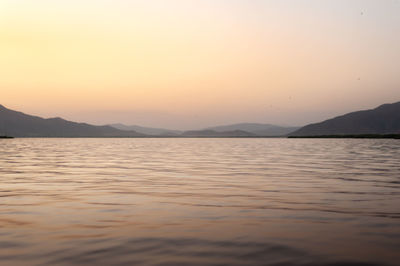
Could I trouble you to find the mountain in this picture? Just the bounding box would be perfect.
[290,101,400,136]
[205,123,299,136]
[110,123,181,136]
[181,129,256,137]
[0,104,144,137]
[111,122,298,137]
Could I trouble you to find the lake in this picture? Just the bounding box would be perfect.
[1,138,399,266]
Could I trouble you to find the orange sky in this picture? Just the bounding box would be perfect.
[1,0,399,129]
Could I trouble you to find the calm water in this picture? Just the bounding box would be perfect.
[1,138,399,266]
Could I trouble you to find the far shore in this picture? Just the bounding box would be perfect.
[288,134,400,139]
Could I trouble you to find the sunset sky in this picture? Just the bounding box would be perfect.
[1,0,399,129]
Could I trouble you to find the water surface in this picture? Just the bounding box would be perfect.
[1,138,399,265]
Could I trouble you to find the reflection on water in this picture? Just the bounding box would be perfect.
[0,138,399,266]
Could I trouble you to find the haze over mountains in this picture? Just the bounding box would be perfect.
[290,101,400,136]
[205,123,299,136]
[1,101,399,137]
[110,124,182,136]
[110,123,299,137]
[0,104,143,137]
[181,129,256,137]
[0,104,299,137]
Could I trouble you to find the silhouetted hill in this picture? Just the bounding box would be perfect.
[110,123,181,136]
[206,123,299,136]
[181,129,255,137]
[290,101,400,136]
[0,105,144,137]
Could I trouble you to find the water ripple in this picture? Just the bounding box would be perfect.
[0,138,399,265]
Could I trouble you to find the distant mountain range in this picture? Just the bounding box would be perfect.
[110,123,299,137]
[181,129,255,137]
[0,104,143,137]
[290,101,400,136]
[110,123,181,136]
[2,101,399,138]
[205,123,299,136]
[0,104,298,137]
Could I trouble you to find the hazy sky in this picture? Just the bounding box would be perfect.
[1,0,399,129]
